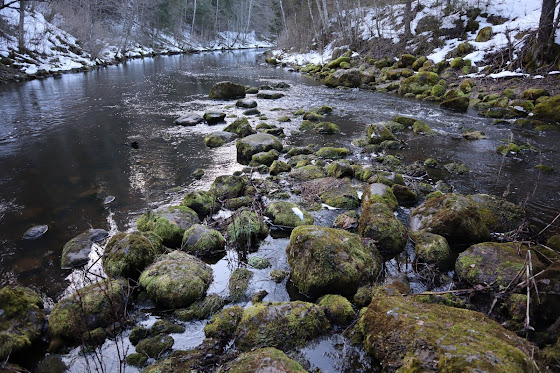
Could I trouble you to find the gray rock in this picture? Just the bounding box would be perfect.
[209,81,246,99]
[204,111,226,125]
[61,229,109,268]
[174,114,204,126]
[22,225,48,240]
[236,99,257,108]
[257,91,285,99]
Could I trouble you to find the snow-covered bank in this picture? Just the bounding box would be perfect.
[0,6,273,82]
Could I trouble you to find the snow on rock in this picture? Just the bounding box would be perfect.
[291,207,305,221]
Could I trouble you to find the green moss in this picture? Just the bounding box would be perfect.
[327,56,351,69]
[103,232,157,279]
[398,71,440,96]
[235,301,330,350]
[226,208,269,247]
[225,347,307,372]
[224,117,256,138]
[412,120,433,135]
[431,84,446,97]
[459,78,475,94]
[315,146,349,159]
[367,122,397,144]
[248,256,271,269]
[204,305,244,340]
[137,206,199,248]
[270,270,288,283]
[546,235,560,251]
[293,109,305,115]
[444,162,469,174]
[424,158,437,167]
[129,326,149,345]
[497,142,520,155]
[149,320,185,336]
[362,182,398,211]
[412,232,451,267]
[476,26,493,42]
[358,202,407,254]
[136,334,174,359]
[455,42,473,56]
[181,224,225,257]
[317,294,355,325]
[392,116,416,126]
[302,111,323,121]
[270,160,291,176]
[228,268,253,301]
[250,149,280,166]
[181,190,215,219]
[209,175,247,200]
[289,165,325,181]
[450,57,464,69]
[327,161,354,178]
[175,294,225,321]
[314,122,340,134]
[265,201,314,227]
[126,353,148,367]
[521,88,549,100]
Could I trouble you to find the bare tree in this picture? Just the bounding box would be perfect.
[536,0,557,62]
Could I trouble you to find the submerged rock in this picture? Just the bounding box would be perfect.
[353,292,536,372]
[137,206,200,248]
[224,347,307,373]
[257,90,285,99]
[287,225,381,298]
[228,268,253,301]
[138,250,213,309]
[209,81,246,99]
[235,301,330,350]
[22,225,48,240]
[61,229,108,268]
[0,286,45,361]
[265,201,314,227]
[103,232,158,279]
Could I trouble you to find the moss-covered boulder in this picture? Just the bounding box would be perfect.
[361,183,398,211]
[0,286,45,361]
[203,111,226,125]
[367,122,397,144]
[327,161,354,178]
[317,294,355,325]
[521,88,549,101]
[236,98,257,108]
[265,201,314,227]
[181,190,215,219]
[224,347,307,373]
[203,305,244,340]
[48,279,128,343]
[181,224,225,257]
[175,294,225,321]
[209,175,247,201]
[270,160,291,176]
[236,133,283,164]
[138,251,213,309]
[546,235,560,251]
[227,268,253,301]
[235,301,330,350]
[209,81,246,99]
[289,165,325,181]
[409,193,490,245]
[302,111,323,121]
[257,90,285,99]
[327,56,350,68]
[250,149,279,167]
[397,54,417,68]
[470,194,525,232]
[103,232,158,279]
[303,177,360,208]
[224,118,256,138]
[324,68,362,88]
[456,242,545,287]
[358,202,407,254]
[61,229,108,268]
[391,184,417,205]
[137,206,200,248]
[333,210,359,230]
[440,96,470,112]
[398,71,439,96]
[226,208,269,247]
[287,226,381,297]
[533,94,560,121]
[476,26,493,42]
[204,131,238,148]
[412,120,433,135]
[314,122,340,134]
[315,146,349,159]
[136,334,174,359]
[412,232,451,267]
[354,293,536,371]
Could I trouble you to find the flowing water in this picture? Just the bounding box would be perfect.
[1,49,559,371]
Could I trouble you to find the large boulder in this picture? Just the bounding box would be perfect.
[302,177,360,209]
[532,94,560,122]
[398,71,440,96]
[470,194,525,232]
[456,242,545,287]
[103,232,158,279]
[235,301,330,350]
[137,206,200,248]
[358,202,407,254]
[440,96,469,112]
[0,286,45,360]
[204,131,238,148]
[224,117,256,138]
[408,193,490,246]
[209,175,247,201]
[223,348,307,373]
[287,225,381,297]
[139,250,213,309]
[203,111,226,124]
[324,68,362,88]
[236,133,283,163]
[354,292,536,371]
[48,279,128,343]
[181,224,225,257]
[227,208,269,247]
[61,229,108,268]
[174,114,204,126]
[209,81,246,99]
[412,231,451,268]
[366,122,397,144]
[361,183,398,211]
[181,191,216,219]
[265,201,314,228]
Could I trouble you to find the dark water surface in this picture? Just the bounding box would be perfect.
[1,49,560,371]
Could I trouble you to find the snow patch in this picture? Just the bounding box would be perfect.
[291,207,305,221]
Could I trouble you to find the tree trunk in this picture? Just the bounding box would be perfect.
[404,0,412,38]
[215,0,219,32]
[278,0,287,33]
[18,0,25,51]
[536,0,556,62]
[191,0,197,34]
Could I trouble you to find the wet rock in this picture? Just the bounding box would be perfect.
[129,326,149,345]
[224,117,256,138]
[226,209,269,247]
[391,184,417,205]
[228,268,253,301]
[257,90,285,99]
[103,232,158,279]
[327,161,354,178]
[22,225,48,240]
[204,305,244,340]
[354,292,536,371]
[235,301,330,350]
[409,193,490,245]
[138,250,213,308]
[137,206,200,248]
[61,229,109,268]
[333,210,359,230]
[48,279,128,343]
[317,294,355,325]
[533,94,560,121]
[236,133,283,163]
[546,235,560,251]
[456,242,545,287]
[287,225,381,298]
[149,320,185,336]
[314,121,340,134]
[203,111,226,124]
[143,338,224,372]
[270,160,291,176]
[270,270,288,283]
[367,122,397,144]
[0,286,45,361]
[209,81,246,99]
[136,334,174,358]
[204,131,238,148]
[181,224,225,257]
[248,256,271,269]
[521,88,549,100]
[462,130,486,140]
[362,183,398,211]
[471,194,525,232]
[398,71,439,96]
[224,347,307,373]
[315,146,348,159]
[209,175,247,200]
[289,165,325,181]
[181,190,216,219]
[265,201,314,227]
[191,168,205,179]
[324,68,362,88]
[412,120,433,134]
[303,177,360,208]
[126,353,148,368]
[358,202,407,254]
[175,294,226,321]
[250,149,279,166]
[440,96,469,112]
[174,114,203,126]
[36,354,67,373]
[303,111,323,121]
[236,98,257,108]
[444,162,469,174]
[412,232,451,268]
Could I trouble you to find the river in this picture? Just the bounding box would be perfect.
[1,49,559,371]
